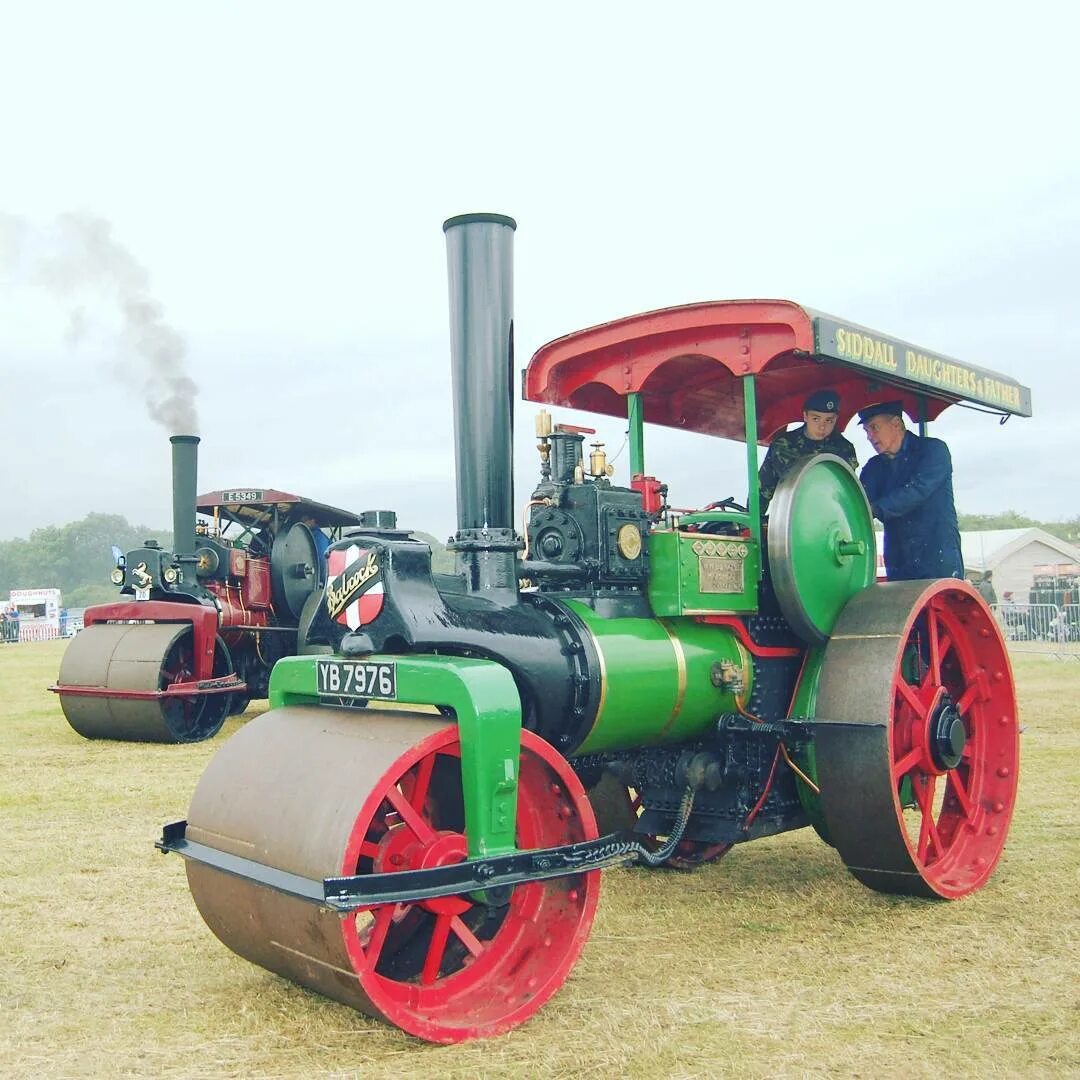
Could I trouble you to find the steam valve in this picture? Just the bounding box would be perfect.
[589,442,615,479]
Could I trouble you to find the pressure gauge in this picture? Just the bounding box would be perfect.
[616,523,642,560]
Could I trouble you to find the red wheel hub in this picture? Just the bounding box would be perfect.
[373,827,471,916]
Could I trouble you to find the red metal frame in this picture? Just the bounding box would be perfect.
[695,614,804,659]
[53,600,246,701]
[83,600,220,681]
[630,475,665,516]
[53,675,240,701]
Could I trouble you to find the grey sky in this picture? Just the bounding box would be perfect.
[2,2,1078,545]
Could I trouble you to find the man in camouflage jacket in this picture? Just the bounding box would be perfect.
[758,389,859,514]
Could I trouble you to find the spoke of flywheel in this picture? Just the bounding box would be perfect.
[409,753,437,814]
[421,913,453,985]
[914,775,942,862]
[384,784,438,844]
[946,768,976,821]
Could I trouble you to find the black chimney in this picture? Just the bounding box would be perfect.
[442,213,519,593]
[170,435,199,557]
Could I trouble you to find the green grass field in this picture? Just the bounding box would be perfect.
[1,640,1077,1079]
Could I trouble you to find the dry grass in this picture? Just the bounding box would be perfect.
[1,640,1077,1079]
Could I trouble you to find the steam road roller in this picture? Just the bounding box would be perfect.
[53,435,381,742]
[158,214,1030,1041]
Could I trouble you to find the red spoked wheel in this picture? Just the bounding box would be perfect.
[584,773,730,871]
[158,631,233,740]
[184,708,600,1044]
[814,580,1019,898]
[339,726,600,1041]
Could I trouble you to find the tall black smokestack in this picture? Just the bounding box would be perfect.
[443,213,519,593]
[170,435,199,557]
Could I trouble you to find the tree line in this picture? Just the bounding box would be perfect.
[0,514,175,608]
[956,510,1079,543]
[1,510,1076,610]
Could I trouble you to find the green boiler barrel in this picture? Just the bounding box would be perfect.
[563,599,754,755]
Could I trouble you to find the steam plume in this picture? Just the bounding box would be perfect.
[0,210,199,433]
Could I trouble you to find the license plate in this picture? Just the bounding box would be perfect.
[316,659,397,701]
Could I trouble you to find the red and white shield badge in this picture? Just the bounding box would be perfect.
[325,545,384,629]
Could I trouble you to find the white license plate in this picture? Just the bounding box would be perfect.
[316,659,397,701]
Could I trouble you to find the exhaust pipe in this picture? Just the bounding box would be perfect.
[442,213,519,594]
[170,435,199,557]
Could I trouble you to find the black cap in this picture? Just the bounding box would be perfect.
[858,400,904,425]
[804,389,840,413]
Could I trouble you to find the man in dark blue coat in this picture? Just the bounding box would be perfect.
[858,401,963,581]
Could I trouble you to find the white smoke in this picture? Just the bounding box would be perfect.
[0,210,199,433]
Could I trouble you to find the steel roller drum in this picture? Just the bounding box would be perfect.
[183,705,600,1042]
[767,453,876,644]
[57,623,230,742]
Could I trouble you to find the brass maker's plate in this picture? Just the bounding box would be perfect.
[694,539,748,593]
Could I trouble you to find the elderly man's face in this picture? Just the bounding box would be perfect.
[803,409,838,442]
[863,415,906,456]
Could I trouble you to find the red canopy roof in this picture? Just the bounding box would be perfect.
[524,300,1031,444]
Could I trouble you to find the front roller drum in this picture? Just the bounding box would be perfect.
[183,706,601,1043]
[57,623,233,743]
[815,580,1019,898]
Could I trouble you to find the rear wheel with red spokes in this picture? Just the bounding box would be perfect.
[814,580,1019,898]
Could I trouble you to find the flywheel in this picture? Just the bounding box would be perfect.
[767,453,877,644]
